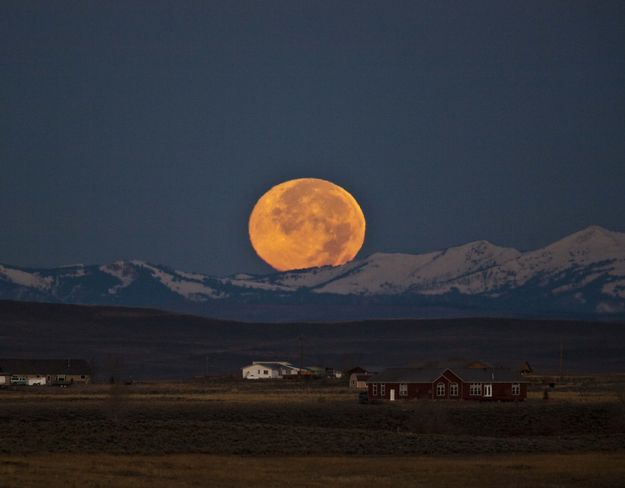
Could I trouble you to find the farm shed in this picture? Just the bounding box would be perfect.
[520,362,534,375]
[0,358,92,386]
[241,361,301,379]
[349,373,371,389]
[367,367,528,401]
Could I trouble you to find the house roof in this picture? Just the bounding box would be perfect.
[244,361,299,371]
[345,367,367,375]
[368,367,527,384]
[368,368,441,383]
[0,358,91,376]
[443,367,527,383]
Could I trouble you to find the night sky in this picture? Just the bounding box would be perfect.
[2,1,625,275]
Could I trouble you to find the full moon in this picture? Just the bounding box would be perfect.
[249,178,366,271]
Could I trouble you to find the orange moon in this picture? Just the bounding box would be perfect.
[248,178,366,271]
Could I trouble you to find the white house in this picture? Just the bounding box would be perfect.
[241,361,300,380]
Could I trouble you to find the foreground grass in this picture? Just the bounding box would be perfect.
[1,378,625,456]
[1,378,624,486]
[1,452,624,488]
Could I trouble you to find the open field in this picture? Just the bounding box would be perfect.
[1,378,625,486]
[1,452,625,488]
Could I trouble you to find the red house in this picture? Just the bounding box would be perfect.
[366,367,528,401]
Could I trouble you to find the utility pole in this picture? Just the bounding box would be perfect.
[559,340,564,381]
[299,335,305,389]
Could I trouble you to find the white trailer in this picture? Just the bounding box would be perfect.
[27,376,47,386]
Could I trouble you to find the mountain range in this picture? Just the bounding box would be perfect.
[1,225,624,322]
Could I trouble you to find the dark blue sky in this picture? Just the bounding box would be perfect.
[2,1,624,275]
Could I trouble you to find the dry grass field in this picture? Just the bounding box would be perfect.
[1,452,625,488]
[1,375,625,487]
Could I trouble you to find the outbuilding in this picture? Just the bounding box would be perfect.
[349,373,371,389]
[367,366,528,401]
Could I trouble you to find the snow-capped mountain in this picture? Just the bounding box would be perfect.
[1,226,624,321]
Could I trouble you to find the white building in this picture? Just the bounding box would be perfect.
[241,361,300,380]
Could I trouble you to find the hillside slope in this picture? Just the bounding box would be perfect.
[0,300,623,379]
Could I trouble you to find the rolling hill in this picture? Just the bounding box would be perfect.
[0,300,624,379]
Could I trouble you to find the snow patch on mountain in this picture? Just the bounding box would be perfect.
[100,261,139,295]
[603,280,625,299]
[138,263,227,301]
[60,265,87,278]
[405,226,625,297]
[221,277,292,292]
[175,270,208,281]
[0,265,53,290]
[315,241,521,296]
[552,273,605,295]
[471,226,625,292]
[596,301,625,314]
[270,259,366,289]
[313,252,437,295]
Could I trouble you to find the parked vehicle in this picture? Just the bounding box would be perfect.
[10,376,28,386]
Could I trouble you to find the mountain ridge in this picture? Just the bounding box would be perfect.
[1,225,624,322]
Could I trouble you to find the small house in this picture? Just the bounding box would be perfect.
[367,366,528,401]
[241,361,301,379]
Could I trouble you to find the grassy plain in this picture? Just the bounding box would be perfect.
[2,452,625,488]
[1,375,625,487]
